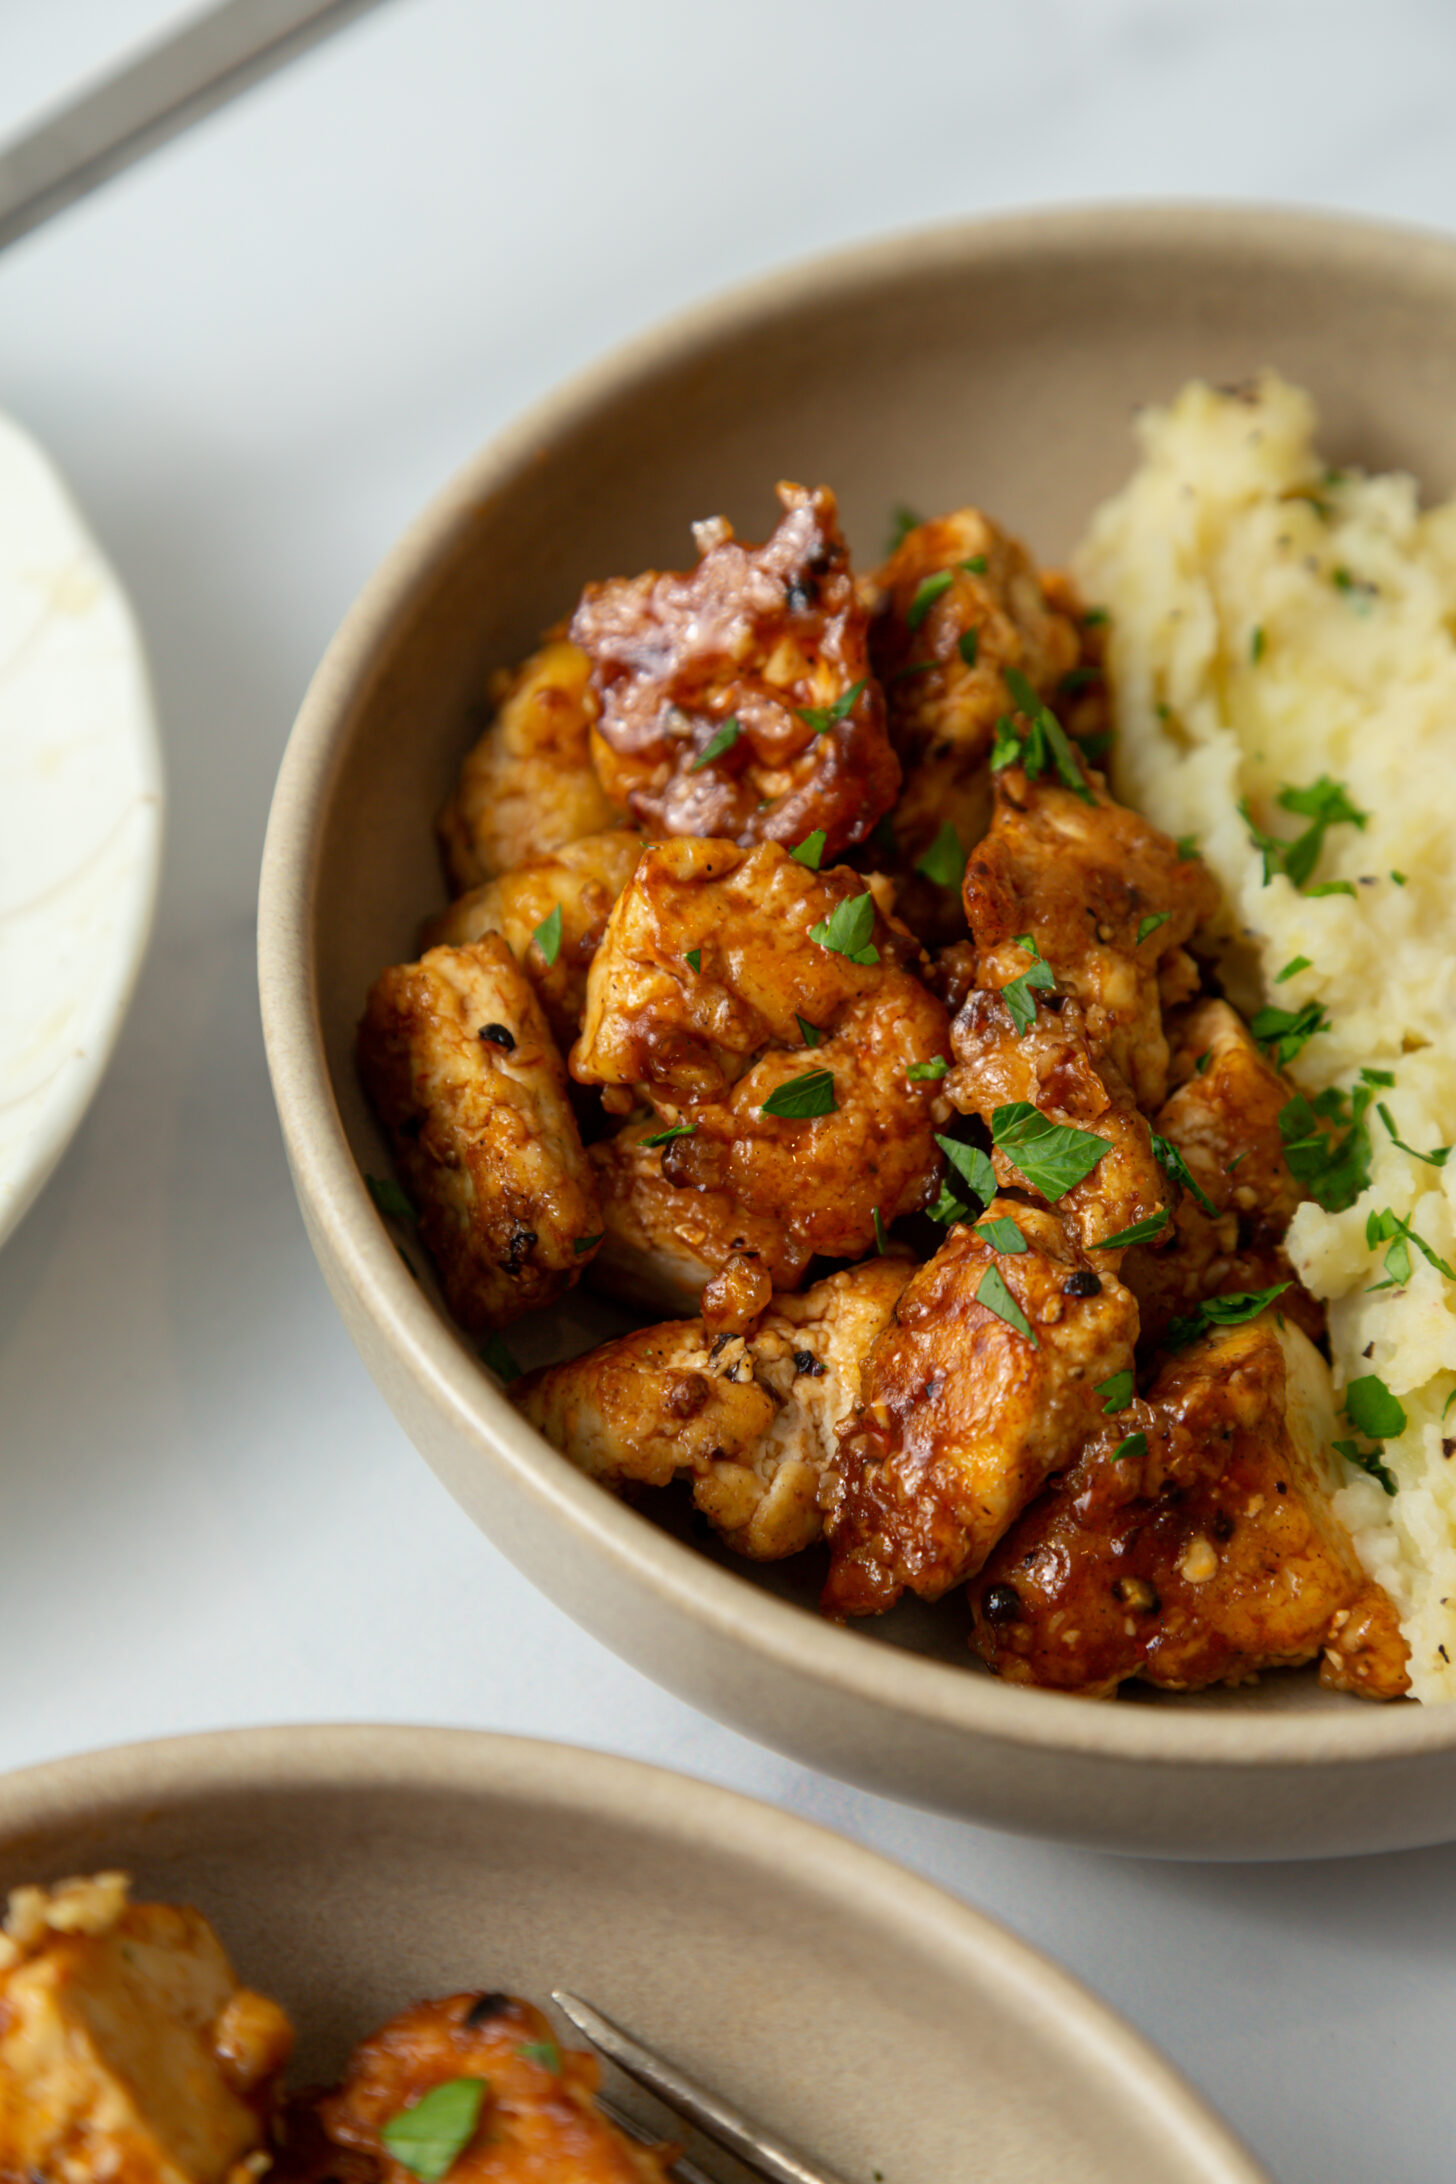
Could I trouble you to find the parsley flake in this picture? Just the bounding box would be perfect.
[1250,625,1266,663]
[1391,869,1408,886]
[1305,881,1356,899]
[1150,1132,1217,1218]
[1275,955,1312,984]
[641,1121,697,1149]
[1165,1283,1290,1349]
[907,1055,949,1081]
[760,1069,836,1119]
[915,822,966,890]
[1097,1369,1135,1414]
[1175,834,1200,861]
[1136,911,1171,946]
[960,554,989,574]
[690,717,741,770]
[887,503,923,553]
[958,627,980,668]
[1112,1431,1148,1462]
[479,1334,521,1384]
[1059,665,1103,693]
[532,902,563,967]
[1365,1206,1456,1290]
[1095,1208,1171,1250]
[1249,1000,1330,1070]
[684,948,701,972]
[1344,1375,1406,1440]
[907,571,954,628]
[1083,606,1110,627]
[888,659,937,684]
[1243,775,1368,891]
[366,1174,415,1221]
[873,1205,889,1255]
[1361,1067,1396,1087]
[1333,1439,1398,1496]
[976,1213,1028,1253]
[796,680,866,736]
[999,933,1056,1036]
[573,1233,604,1255]
[991,1102,1106,1201]
[517,2042,561,2073]
[382,2081,487,2183]
[934,1133,998,1208]
[1278,1086,1372,1212]
[810,891,878,965]
[998,666,1095,804]
[1377,1102,1451,1167]
[976,1264,1037,1346]
[789,828,827,870]
[795,1013,823,1048]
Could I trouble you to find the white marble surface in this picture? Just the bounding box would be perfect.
[3,5,1455,2178]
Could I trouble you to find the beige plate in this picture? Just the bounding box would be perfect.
[0,1725,1265,2182]
[259,204,1456,1858]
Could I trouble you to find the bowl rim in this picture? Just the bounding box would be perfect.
[0,1721,1268,2182]
[259,199,1456,1777]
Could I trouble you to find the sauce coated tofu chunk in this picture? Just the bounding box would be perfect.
[319,1992,674,2184]
[571,482,899,859]
[823,1206,1139,1616]
[357,937,603,1331]
[971,1317,1410,1699]
[0,1875,291,2184]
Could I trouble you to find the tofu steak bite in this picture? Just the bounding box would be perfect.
[823,1204,1140,1617]
[516,1258,912,1559]
[425,829,643,1051]
[0,1873,293,2184]
[570,482,899,858]
[357,936,602,1331]
[971,1317,1410,1699]
[963,753,1220,1113]
[437,635,620,893]
[571,838,951,1276]
[318,1992,673,2184]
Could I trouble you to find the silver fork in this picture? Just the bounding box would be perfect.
[555,1991,854,2184]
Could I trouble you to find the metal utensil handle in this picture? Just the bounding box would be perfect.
[554,1991,856,2184]
[596,2091,719,2184]
[0,0,390,255]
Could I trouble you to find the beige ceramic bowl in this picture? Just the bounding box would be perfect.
[259,204,1456,1858]
[0,1725,1265,2182]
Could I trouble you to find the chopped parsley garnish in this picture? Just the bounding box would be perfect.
[1194,1050,1212,1076]
[958,627,980,668]
[995,666,1095,804]
[366,1174,415,1221]
[795,1012,823,1048]
[976,1264,1037,1346]
[887,503,923,553]
[915,822,966,890]
[888,659,938,684]
[1174,834,1200,861]
[935,1133,998,1206]
[573,1233,604,1255]
[907,1055,949,1081]
[1248,999,1330,1069]
[532,902,564,967]
[976,1213,1028,1253]
[1112,1431,1148,1462]
[1082,606,1109,627]
[690,717,741,770]
[1165,1282,1291,1349]
[1250,625,1266,663]
[790,828,827,870]
[1275,955,1312,984]
[927,1178,973,1226]
[641,1121,697,1149]
[1080,728,1114,767]
[873,1206,889,1255]
[796,680,866,736]
[1305,881,1356,899]
[1278,1086,1372,1212]
[1095,1208,1171,1250]
[760,1069,836,1119]
[1333,1440,1398,1496]
[1344,1374,1406,1440]
[1059,665,1103,693]
[991,1102,1107,1201]
[1377,1102,1451,1167]
[999,933,1056,1036]
[381,2079,488,2182]
[517,2042,561,2073]
[1241,775,1368,891]
[1150,1132,1217,1218]
[1391,869,1408,886]
[810,891,878,965]
[960,554,989,574]
[1135,911,1171,946]
[1096,1369,1136,1414]
[1365,1206,1456,1290]
[1362,1066,1396,1087]
[684,948,701,972]
[907,572,954,629]
[479,1335,520,1384]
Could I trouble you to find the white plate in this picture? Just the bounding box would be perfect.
[0,410,162,1248]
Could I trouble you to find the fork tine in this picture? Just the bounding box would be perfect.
[594,2090,718,2184]
[553,1991,855,2184]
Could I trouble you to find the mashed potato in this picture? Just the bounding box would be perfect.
[1077,373,1456,1701]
